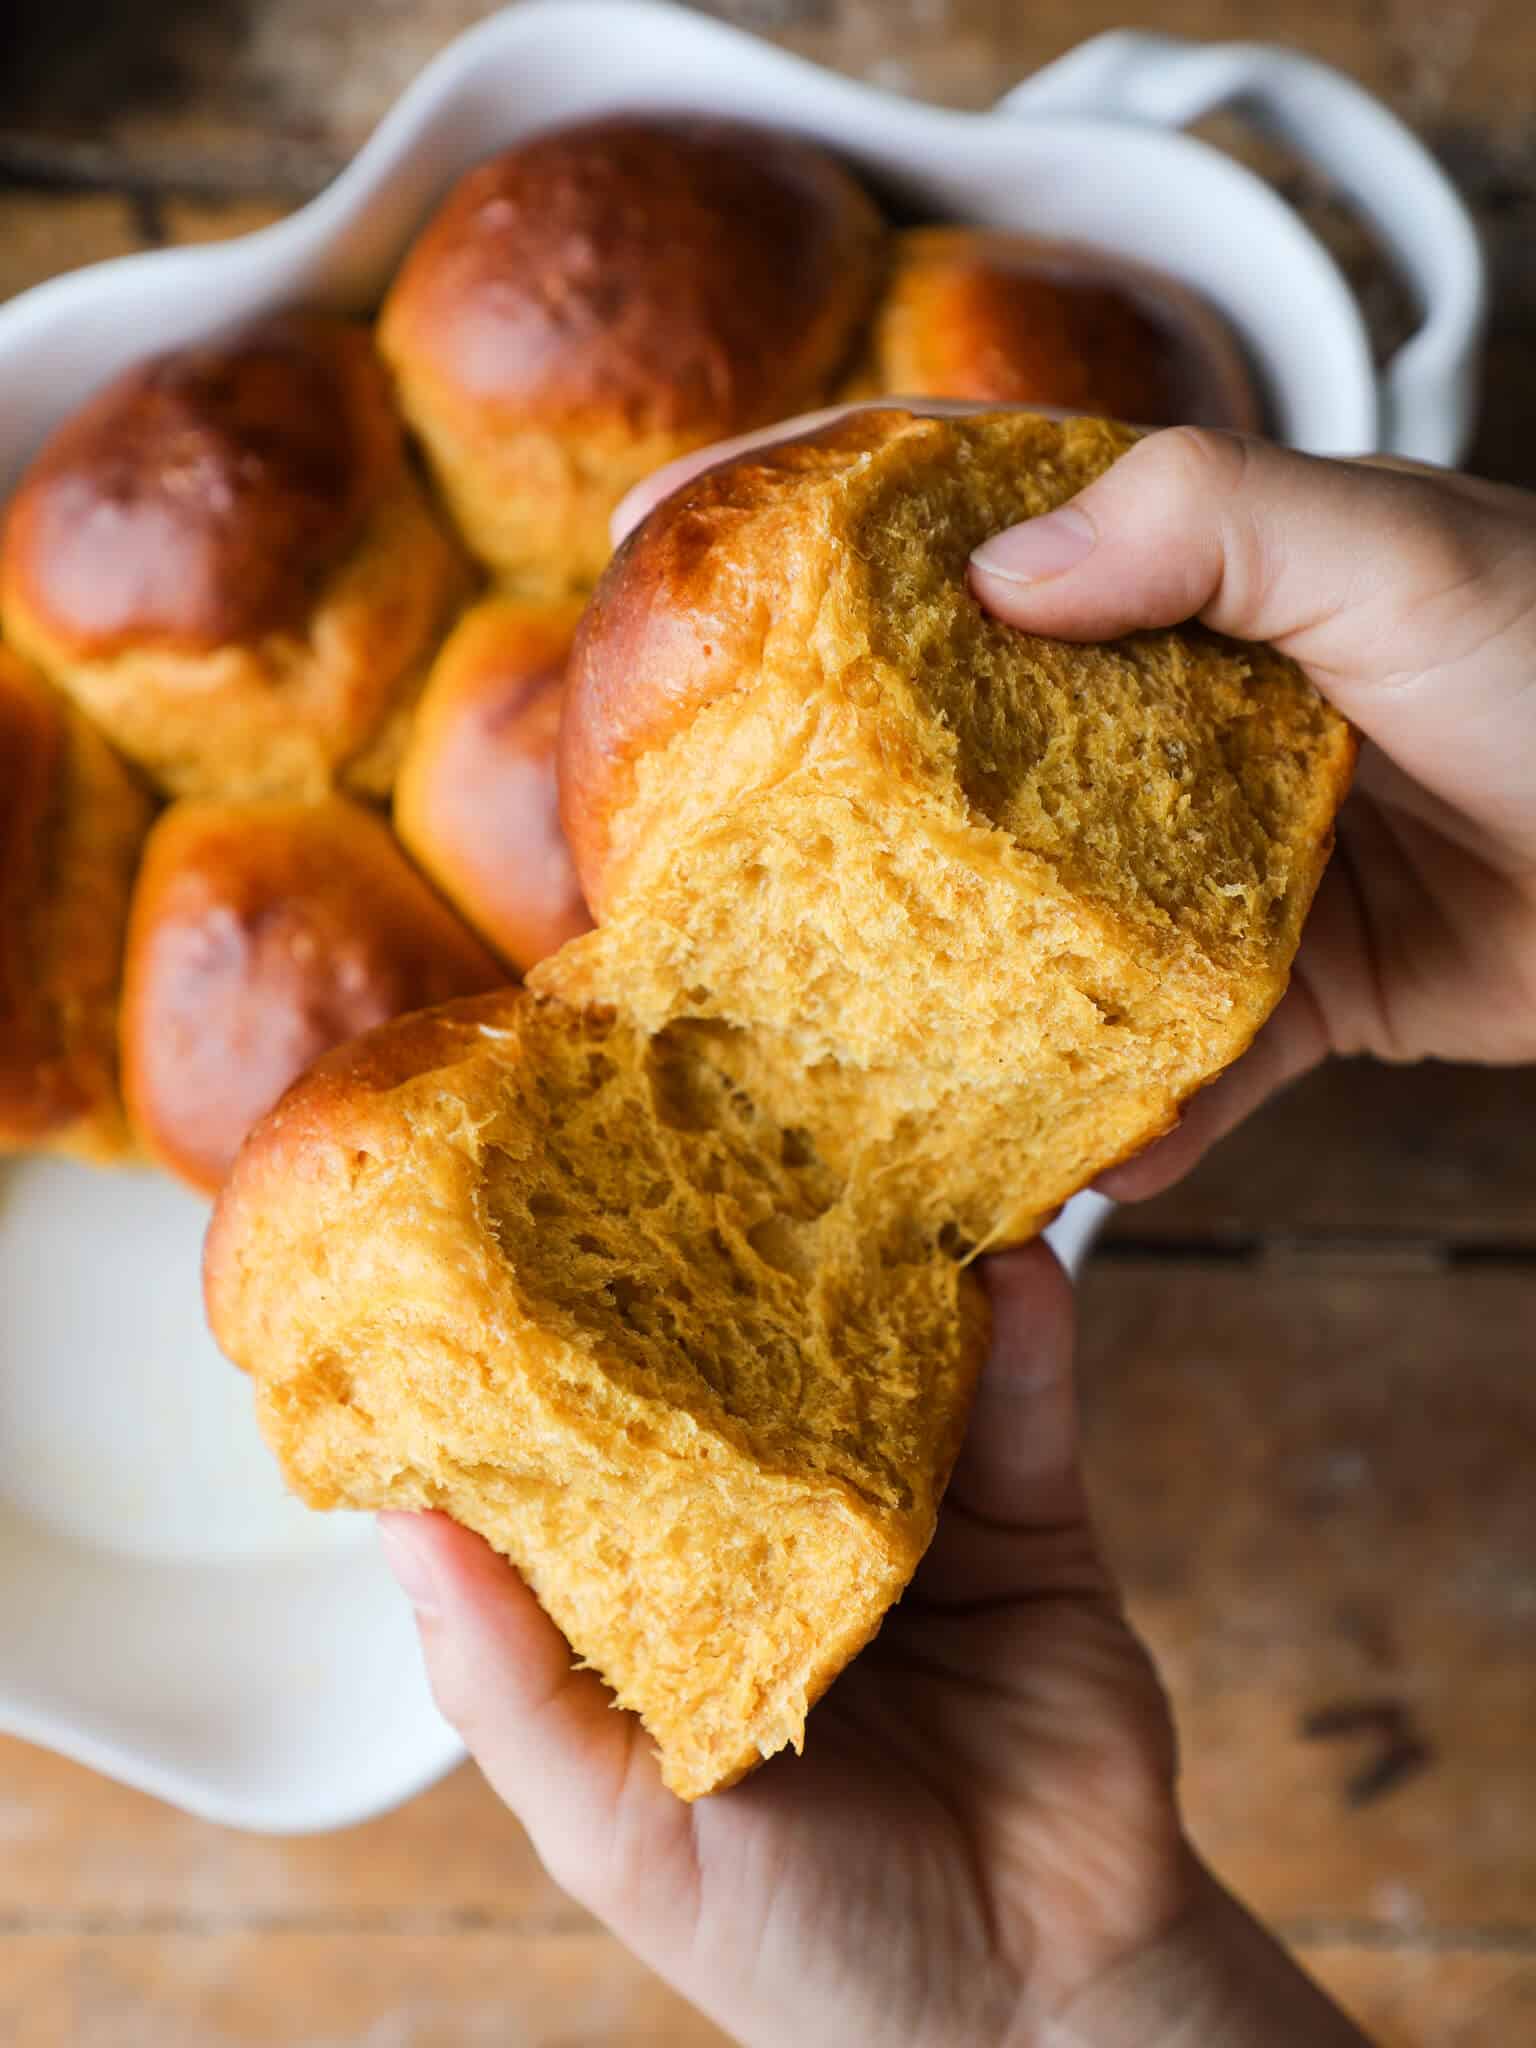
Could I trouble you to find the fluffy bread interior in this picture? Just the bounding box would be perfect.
[209,413,1353,1797]
[540,412,1353,1241]
[208,995,984,1798]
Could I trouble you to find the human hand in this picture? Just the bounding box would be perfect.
[620,415,1536,1203]
[968,429,1536,1196]
[378,1247,1368,2048]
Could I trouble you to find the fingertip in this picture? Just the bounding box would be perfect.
[1088,1110,1194,1204]
[978,1240,1076,1405]
[378,1505,499,1587]
[969,501,1098,593]
[983,1237,1072,1320]
[376,1514,636,1810]
[950,1242,1084,1525]
[968,510,1137,642]
[377,1511,554,1665]
[376,1509,451,1614]
[1091,1142,1193,1204]
[416,1510,520,1591]
[609,403,875,546]
[1091,982,1330,1202]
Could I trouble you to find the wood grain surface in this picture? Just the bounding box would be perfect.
[5,1259,1532,2046]
[1,5,1533,2044]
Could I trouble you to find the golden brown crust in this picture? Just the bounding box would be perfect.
[394,597,592,974]
[1,315,472,802]
[2,314,398,659]
[122,797,505,1193]
[845,228,1262,431]
[0,655,70,1146]
[384,118,883,439]
[204,989,525,1326]
[206,998,530,1288]
[0,646,154,1160]
[379,117,885,589]
[559,408,1142,915]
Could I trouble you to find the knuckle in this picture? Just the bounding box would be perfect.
[1121,423,1253,506]
[1110,427,1268,628]
[1394,493,1500,604]
[1352,466,1523,655]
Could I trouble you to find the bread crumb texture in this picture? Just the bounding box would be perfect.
[207,414,1353,1797]
[206,996,985,1799]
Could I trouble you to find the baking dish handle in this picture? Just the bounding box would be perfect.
[997,31,1487,464]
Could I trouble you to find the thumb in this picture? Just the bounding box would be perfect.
[969,428,1536,871]
[914,1242,1110,1607]
[952,1242,1084,1528]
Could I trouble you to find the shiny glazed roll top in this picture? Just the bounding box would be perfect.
[0,312,470,802]
[379,116,887,591]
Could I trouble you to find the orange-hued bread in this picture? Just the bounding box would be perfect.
[549,414,1349,1245]
[204,990,987,1800]
[844,227,1261,430]
[394,596,592,973]
[0,646,154,1161]
[1,313,471,801]
[122,797,504,1193]
[378,117,885,591]
[207,412,1353,1799]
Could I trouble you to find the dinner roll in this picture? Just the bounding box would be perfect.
[207,413,1353,1800]
[1,313,471,802]
[205,989,988,1801]
[844,227,1262,429]
[0,646,154,1162]
[394,596,592,973]
[122,796,503,1193]
[550,409,1351,1239]
[378,117,885,591]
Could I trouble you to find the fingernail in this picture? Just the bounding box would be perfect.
[377,1513,442,1616]
[971,503,1097,584]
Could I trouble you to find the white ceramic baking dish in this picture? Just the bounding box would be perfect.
[0,1,1485,1833]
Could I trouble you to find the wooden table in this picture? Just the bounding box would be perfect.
[3,5,1534,2043]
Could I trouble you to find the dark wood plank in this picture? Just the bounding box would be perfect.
[0,189,146,304]
[4,1257,1531,2042]
[3,2,1534,482]
[160,194,290,245]
[1080,1258,1536,1932]
[11,0,1531,175]
[1105,1060,1536,1248]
